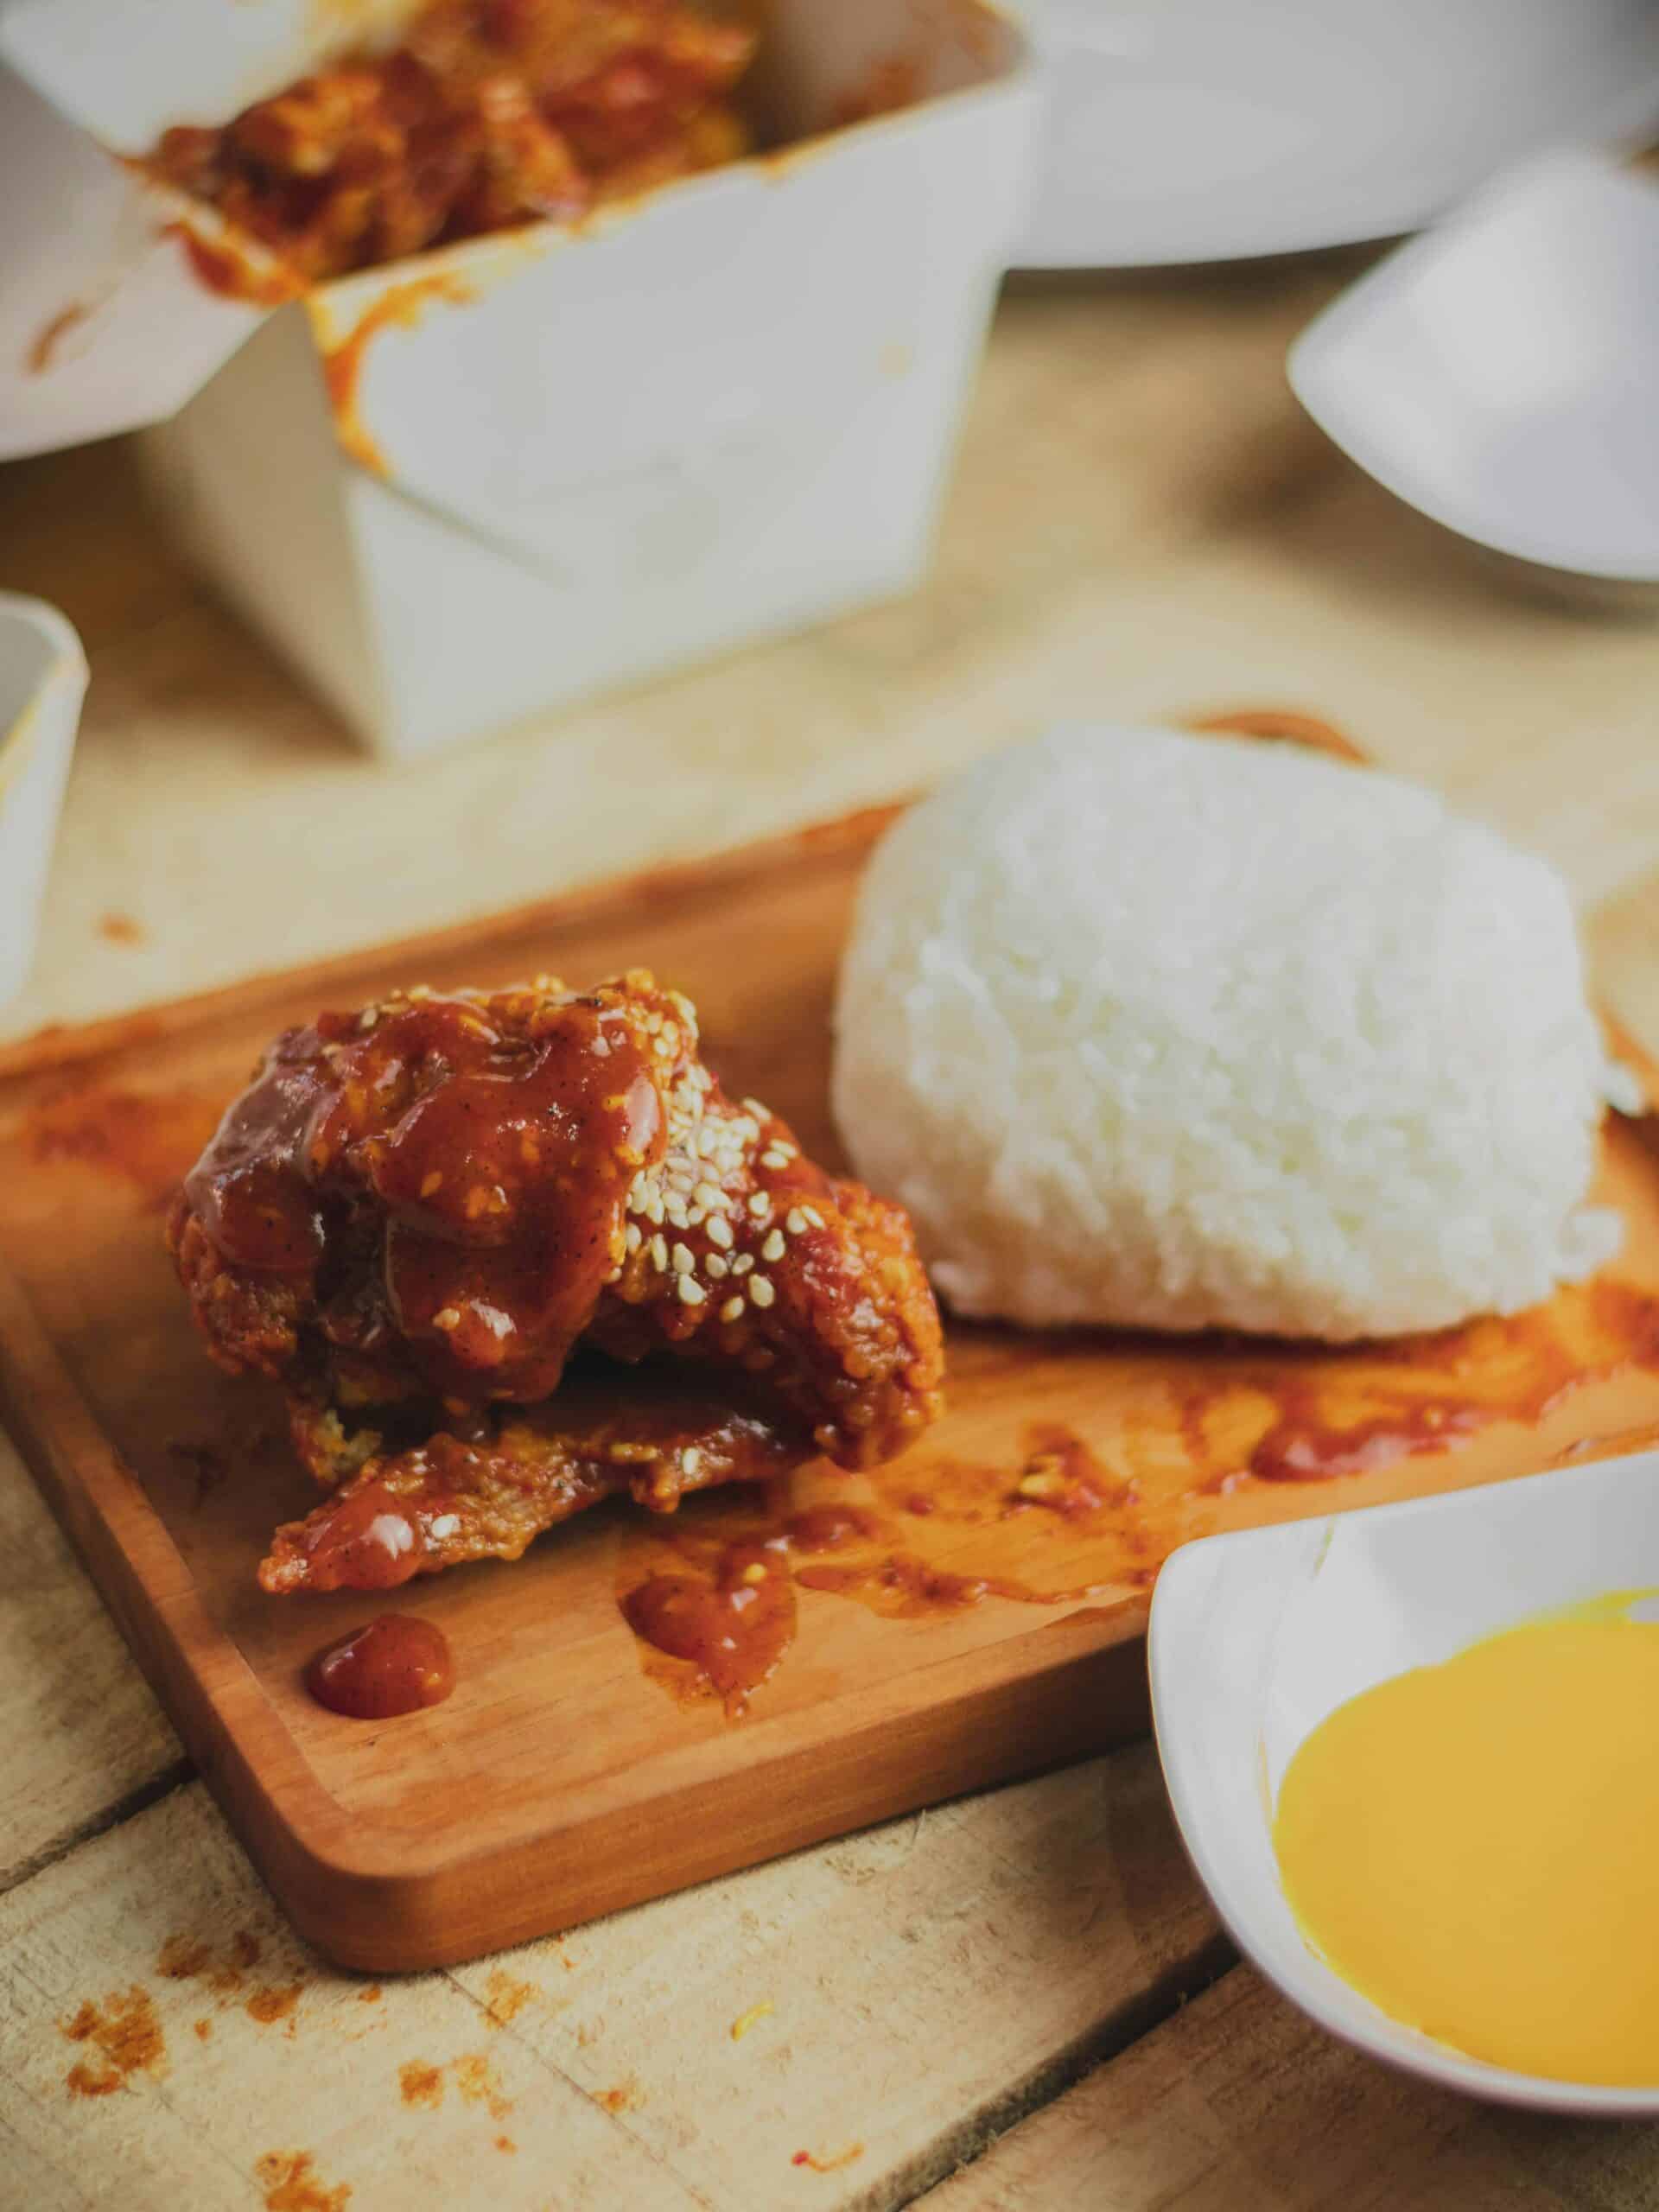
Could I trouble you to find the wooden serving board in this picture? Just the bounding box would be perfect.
[4,804,1659,1974]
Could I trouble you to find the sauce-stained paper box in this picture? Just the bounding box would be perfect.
[0,0,1035,756]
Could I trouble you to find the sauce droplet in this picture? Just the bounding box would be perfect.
[305,1614,454,1719]
[620,1541,794,1714]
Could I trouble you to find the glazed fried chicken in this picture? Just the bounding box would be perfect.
[167,972,944,1591]
[148,0,756,283]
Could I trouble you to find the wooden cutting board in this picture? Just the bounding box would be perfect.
[4,803,1659,1974]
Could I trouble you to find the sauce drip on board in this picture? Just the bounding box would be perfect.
[305,1613,454,1718]
[28,1085,226,1210]
[617,1275,1659,1715]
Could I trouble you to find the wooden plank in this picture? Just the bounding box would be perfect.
[0,1426,179,1891]
[918,1964,1659,2212]
[8,802,1659,1967]
[8,264,1659,1058]
[0,1746,1222,2212]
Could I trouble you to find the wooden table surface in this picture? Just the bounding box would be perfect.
[2,255,1658,2212]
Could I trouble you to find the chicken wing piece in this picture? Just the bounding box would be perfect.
[264,1365,808,1593]
[168,970,944,1586]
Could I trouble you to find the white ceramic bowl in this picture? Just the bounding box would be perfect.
[1014,0,1659,269]
[1149,1447,1659,2115]
[0,593,86,1009]
[1289,152,1659,588]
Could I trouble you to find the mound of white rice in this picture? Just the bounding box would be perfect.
[832,723,1612,1341]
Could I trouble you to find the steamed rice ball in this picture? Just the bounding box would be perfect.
[831,723,1611,1342]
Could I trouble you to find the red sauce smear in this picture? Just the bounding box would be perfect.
[623,1537,795,1717]
[319,274,473,476]
[306,1613,454,1718]
[162,221,301,307]
[184,991,662,1403]
[618,1276,1659,1715]
[26,302,89,374]
[28,1084,225,1210]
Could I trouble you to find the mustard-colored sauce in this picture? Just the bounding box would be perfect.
[1273,1592,1659,2086]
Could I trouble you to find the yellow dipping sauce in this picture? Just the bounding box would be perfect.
[1273,1592,1659,2086]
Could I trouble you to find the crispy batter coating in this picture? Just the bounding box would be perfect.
[264,1366,806,1592]
[167,970,945,1589]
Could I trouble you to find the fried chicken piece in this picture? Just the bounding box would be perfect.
[264,1365,806,1592]
[147,0,755,283]
[168,970,945,1589]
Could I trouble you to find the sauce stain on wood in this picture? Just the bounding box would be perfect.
[791,2142,865,2173]
[255,2151,351,2212]
[98,912,146,947]
[593,2077,644,2114]
[452,2053,512,2121]
[60,1986,165,2095]
[306,1615,454,1719]
[246,1982,304,2029]
[399,2060,444,2110]
[481,1967,540,2029]
[27,1084,222,1208]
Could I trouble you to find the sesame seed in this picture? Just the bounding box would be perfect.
[707,1216,734,1249]
[742,1096,769,1118]
[687,1206,706,1229]
[803,1206,825,1230]
[671,1243,694,1274]
[747,1192,771,1219]
[760,1149,789,1171]
[649,1233,669,1272]
[761,1229,785,1262]
[433,1306,461,1332]
[749,1276,775,1308]
[732,1253,754,1276]
[740,1562,766,1586]
[645,1191,665,1225]
[694,1181,723,1211]
[707,1254,729,1278]
[682,1446,702,1476]
[677,1276,706,1306]
[721,1296,745,1323]
[785,1208,808,1236]
[626,1222,643,1252]
[664,1198,690,1230]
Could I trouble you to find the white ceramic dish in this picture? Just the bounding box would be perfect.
[1013,0,1659,268]
[1149,1447,1659,2116]
[1288,152,1659,587]
[0,593,86,1010]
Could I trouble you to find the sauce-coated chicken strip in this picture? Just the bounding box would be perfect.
[167,971,945,1588]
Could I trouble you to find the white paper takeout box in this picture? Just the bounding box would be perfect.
[0,594,88,1009]
[0,0,1036,758]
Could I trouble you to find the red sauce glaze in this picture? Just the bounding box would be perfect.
[162,220,300,306]
[143,0,756,288]
[622,1539,795,1713]
[306,1613,454,1718]
[184,992,664,1405]
[291,1480,436,1591]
